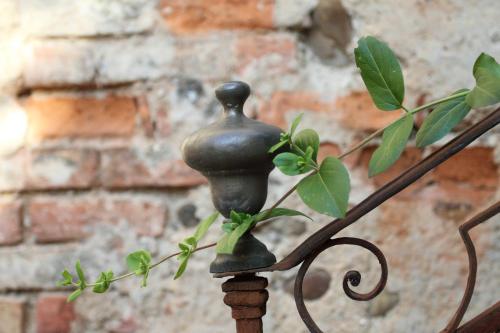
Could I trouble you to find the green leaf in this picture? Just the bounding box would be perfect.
[216,218,255,254]
[222,222,238,233]
[57,269,74,287]
[273,152,303,176]
[416,90,471,147]
[369,114,414,177]
[174,253,190,280]
[192,212,219,241]
[126,250,152,275]
[290,113,304,136]
[230,210,243,224]
[254,208,312,223]
[178,242,190,252]
[141,269,149,287]
[293,129,320,162]
[466,53,500,108]
[92,271,114,293]
[67,289,82,303]
[268,139,288,153]
[75,261,86,289]
[183,236,197,247]
[354,36,405,111]
[297,157,350,218]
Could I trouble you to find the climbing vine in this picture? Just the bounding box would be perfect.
[58,36,500,302]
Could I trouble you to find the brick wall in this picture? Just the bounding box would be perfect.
[0,0,498,332]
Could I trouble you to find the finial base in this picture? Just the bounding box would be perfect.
[210,232,276,274]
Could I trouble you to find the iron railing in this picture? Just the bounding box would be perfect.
[215,107,500,333]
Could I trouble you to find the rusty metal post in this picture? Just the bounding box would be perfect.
[221,274,269,333]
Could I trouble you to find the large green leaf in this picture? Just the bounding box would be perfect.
[369,114,414,177]
[297,157,350,218]
[293,129,320,162]
[466,53,500,108]
[354,36,405,111]
[416,90,471,147]
[254,208,312,223]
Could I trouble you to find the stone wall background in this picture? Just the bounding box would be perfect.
[0,0,499,332]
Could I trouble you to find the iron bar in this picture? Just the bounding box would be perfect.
[294,237,388,333]
[441,201,500,332]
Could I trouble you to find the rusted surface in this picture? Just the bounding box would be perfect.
[457,301,500,333]
[222,274,269,333]
[441,202,500,333]
[294,237,388,333]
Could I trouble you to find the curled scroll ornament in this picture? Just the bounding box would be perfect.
[294,237,388,333]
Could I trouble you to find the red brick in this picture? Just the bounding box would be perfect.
[36,295,75,333]
[160,0,274,34]
[421,182,496,213]
[100,148,206,188]
[235,33,296,75]
[26,149,99,190]
[0,297,24,333]
[0,201,23,245]
[29,196,167,243]
[258,91,331,129]
[334,91,402,131]
[24,95,137,141]
[433,147,498,188]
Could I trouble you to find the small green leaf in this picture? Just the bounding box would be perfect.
[273,152,303,176]
[192,212,219,241]
[222,222,238,233]
[290,113,304,136]
[184,236,197,247]
[268,139,288,153]
[293,129,320,162]
[141,269,149,287]
[178,242,190,252]
[297,157,350,218]
[354,36,405,111]
[369,114,414,177]
[174,253,190,280]
[416,90,471,147]
[57,269,74,287]
[466,53,500,108]
[92,271,114,293]
[126,250,152,275]
[67,289,82,303]
[230,210,243,224]
[216,218,255,254]
[254,208,312,222]
[75,261,86,289]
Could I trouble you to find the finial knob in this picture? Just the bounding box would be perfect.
[215,81,250,111]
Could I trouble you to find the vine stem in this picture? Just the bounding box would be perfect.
[338,90,468,159]
[79,90,469,288]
